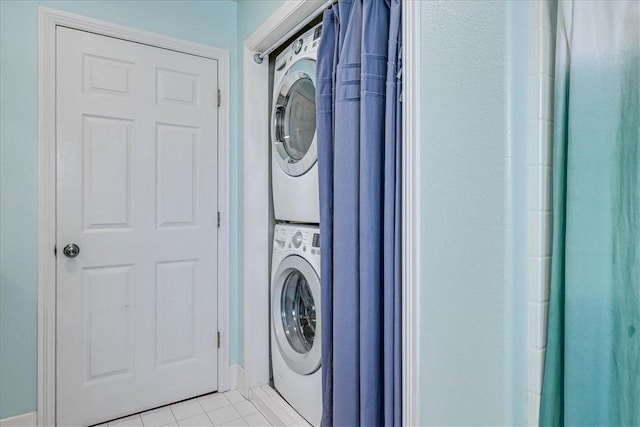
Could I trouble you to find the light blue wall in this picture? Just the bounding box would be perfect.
[234,0,284,367]
[236,0,284,44]
[0,0,239,419]
[418,1,530,425]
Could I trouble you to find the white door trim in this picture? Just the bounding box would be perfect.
[37,7,230,426]
[240,1,421,424]
[401,1,421,425]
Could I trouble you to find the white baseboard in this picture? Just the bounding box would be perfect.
[229,364,249,398]
[249,391,281,426]
[0,412,37,427]
[249,385,308,427]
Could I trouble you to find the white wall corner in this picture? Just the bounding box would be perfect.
[229,364,250,398]
[0,412,37,427]
[242,44,271,391]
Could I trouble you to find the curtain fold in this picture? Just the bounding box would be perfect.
[317,0,402,425]
[317,6,337,427]
[383,2,402,426]
[540,1,640,426]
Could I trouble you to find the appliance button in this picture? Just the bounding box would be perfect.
[292,232,303,248]
[293,39,303,54]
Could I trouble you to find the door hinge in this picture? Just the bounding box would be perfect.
[217,89,221,107]
[217,211,221,228]
[217,331,221,349]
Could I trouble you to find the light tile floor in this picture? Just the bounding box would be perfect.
[97,388,310,427]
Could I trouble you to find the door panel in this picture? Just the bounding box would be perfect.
[56,27,219,426]
[156,124,199,227]
[82,115,134,230]
[83,265,134,381]
[155,260,197,366]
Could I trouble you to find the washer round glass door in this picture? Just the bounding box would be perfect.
[272,255,321,375]
[271,58,317,177]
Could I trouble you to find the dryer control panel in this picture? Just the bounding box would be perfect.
[274,22,322,73]
[274,224,320,257]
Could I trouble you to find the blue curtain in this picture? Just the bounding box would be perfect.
[540,1,640,426]
[317,0,402,425]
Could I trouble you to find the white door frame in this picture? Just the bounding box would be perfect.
[401,2,421,425]
[241,1,420,424]
[37,7,230,426]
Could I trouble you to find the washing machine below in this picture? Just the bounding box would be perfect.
[271,24,322,224]
[271,224,321,426]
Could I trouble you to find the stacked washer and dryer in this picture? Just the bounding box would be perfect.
[269,23,323,427]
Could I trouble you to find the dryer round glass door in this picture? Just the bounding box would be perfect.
[272,255,321,375]
[272,58,317,177]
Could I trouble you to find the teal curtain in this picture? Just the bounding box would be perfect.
[540,1,640,426]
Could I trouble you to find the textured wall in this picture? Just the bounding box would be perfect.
[418,1,529,424]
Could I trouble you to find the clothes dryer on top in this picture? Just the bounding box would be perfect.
[271,23,322,224]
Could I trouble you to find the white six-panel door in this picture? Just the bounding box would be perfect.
[55,27,219,426]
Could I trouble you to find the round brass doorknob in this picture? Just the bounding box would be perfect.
[63,243,80,258]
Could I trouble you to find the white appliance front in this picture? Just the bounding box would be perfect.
[271,224,322,426]
[271,24,322,224]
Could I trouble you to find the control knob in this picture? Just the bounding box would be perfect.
[292,232,303,248]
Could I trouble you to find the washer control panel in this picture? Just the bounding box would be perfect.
[274,224,320,257]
